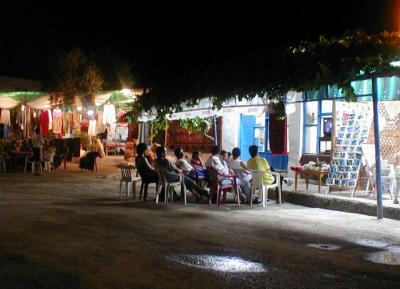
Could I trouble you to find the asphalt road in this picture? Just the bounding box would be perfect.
[0,162,399,289]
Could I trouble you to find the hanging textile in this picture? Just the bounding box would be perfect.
[72,112,81,131]
[48,109,52,131]
[88,120,97,136]
[269,113,287,154]
[103,103,116,125]
[39,110,49,137]
[0,109,11,125]
[52,108,63,135]
[96,111,104,134]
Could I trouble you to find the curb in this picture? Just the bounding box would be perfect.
[281,190,400,221]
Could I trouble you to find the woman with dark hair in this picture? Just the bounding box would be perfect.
[190,151,204,168]
[135,143,158,183]
[228,147,253,202]
[247,145,274,185]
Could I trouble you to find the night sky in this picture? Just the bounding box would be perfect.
[0,1,398,84]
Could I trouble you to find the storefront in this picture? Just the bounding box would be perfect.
[287,76,400,217]
[139,93,298,170]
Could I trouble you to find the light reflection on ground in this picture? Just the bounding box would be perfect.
[306,243,342,251]
[365,250,400,265]
[351,238,389,248]
[167,254,267,273]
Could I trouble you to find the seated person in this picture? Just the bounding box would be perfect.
[20,138,32,152]
[43,140,56,168]
[79,149,101,172]
[205,146,232,181]
[227,147,252,202]
[155,146,208,201]
[228,148,249,172]
[247,145,274,184]
[206,146,247,202]
[247,145,277,203]
[145,142,160,165]
[135,142,158,184]
[220,150,231,173]
[190,151,204,169]
[174,147,194,173]
[175,147,207,183]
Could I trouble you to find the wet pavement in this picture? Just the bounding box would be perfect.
[0,158,400,288]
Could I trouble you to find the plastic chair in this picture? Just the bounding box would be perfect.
[24,155,38,173]
[137,168,158,202]
[206,166,241,207]
[156,171,186,205]
[250,170,281,207]
[118,164,140,198]
[365,163,395,199]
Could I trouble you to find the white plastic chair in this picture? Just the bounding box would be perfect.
[118,164,140,198]
[366,163,395,199]
[250,170,281,207]
[156,171,186,205]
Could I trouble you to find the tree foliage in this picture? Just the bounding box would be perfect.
[179,117,214,141]
[137,31,400,120]
[49,48,103,107]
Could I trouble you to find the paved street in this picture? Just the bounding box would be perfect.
[0,159,399,289]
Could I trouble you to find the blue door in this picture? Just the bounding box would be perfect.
[239,114,256,161]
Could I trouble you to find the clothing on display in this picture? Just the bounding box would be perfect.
[0,109,11,125]
[39,110,50,137]
[47,110,52,131]
[52,108,63,135]
[96,111,104,134]
[72,112,81,130]
[88,119,97,136]
[103,102,116,125]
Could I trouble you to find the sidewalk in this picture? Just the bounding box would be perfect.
[282,180,400,220]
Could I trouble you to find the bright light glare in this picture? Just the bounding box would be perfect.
[167,254,267,273]
[390,61,400,67]
[77,106,82,112]
[87,110,94,116]
[121,88,132,96]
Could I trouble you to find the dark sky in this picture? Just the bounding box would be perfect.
[0,1,398,83]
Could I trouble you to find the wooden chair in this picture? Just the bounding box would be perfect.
[206,166,241,207]
[250,170,281,207]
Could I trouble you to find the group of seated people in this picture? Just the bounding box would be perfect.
[0,134,60,172]
[135,142,289,204]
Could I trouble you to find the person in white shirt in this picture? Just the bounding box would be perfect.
[205,146,230,176]
[174,148,194,173]
[205,146,246,201]
[32,127,44,174]
[227,147,254,203]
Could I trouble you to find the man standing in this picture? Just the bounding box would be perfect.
[32,127,44,175]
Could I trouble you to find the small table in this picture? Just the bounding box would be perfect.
[294,168,329,194]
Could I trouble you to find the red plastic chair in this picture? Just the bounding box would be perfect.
[206,166,241,207]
